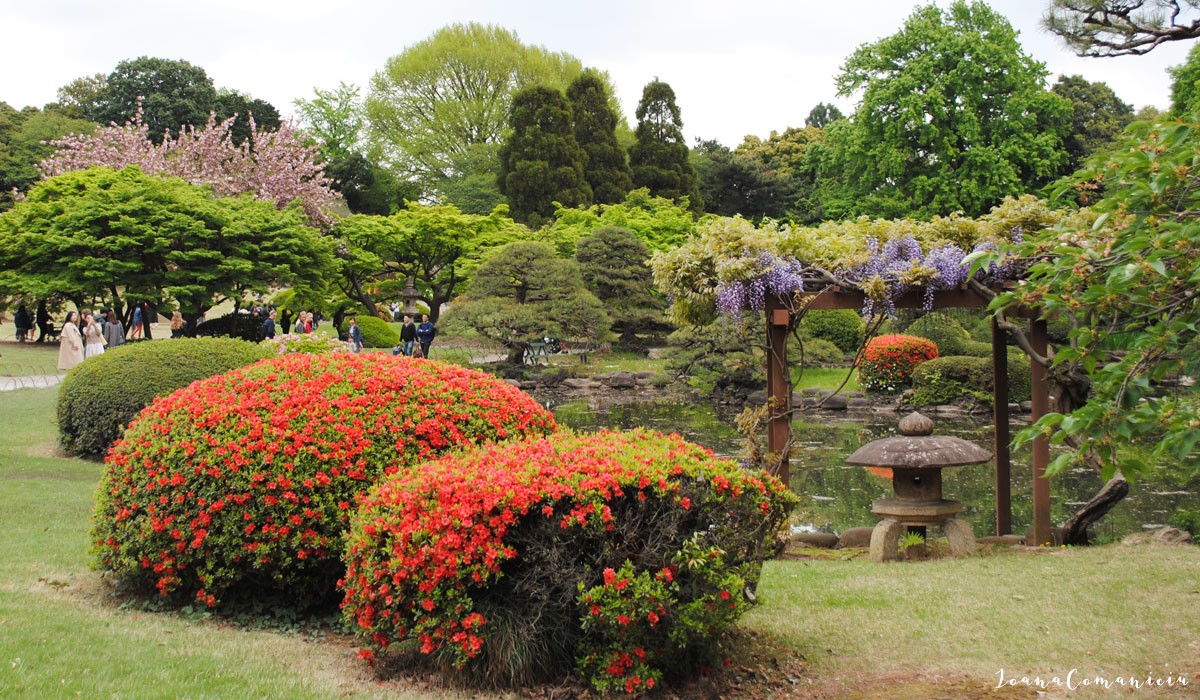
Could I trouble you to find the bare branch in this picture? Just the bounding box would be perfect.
[1045,0,1200,57]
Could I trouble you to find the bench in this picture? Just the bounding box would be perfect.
[523,341,549,365]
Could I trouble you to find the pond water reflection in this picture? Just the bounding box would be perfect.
[547,392,1200,541]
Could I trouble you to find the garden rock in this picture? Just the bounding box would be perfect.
[607,371,638,389]
[978,535,1027,546]
[504,378,522,388]
[837,527,875,548]
[791,532,839,549]
[561,377,598,390]
[1122,527,1194,546]
[819,394,848,411]
[747,390,768,405]
[847,398,872,410]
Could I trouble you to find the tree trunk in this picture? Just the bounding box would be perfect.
[1061,473,1129,545]
[507,342,526,365]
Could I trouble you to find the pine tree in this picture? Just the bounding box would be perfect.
[498,86,592,227]
[629,79,703,214]
[567,72,631,204]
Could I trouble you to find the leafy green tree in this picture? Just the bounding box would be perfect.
[499,86,591,227]
[629,80,703,214]
[438,143,507,215]
[575,226,667,347]
[366,23,609,196]
[0,166,333,324]
[1052,74,1135,170]
[829,1,1071,218]
[542,187,697,255]
[449,241,610,363]
[91,57,220,142]
[214,89,281,147]
[52,73,108,120]
[1045,0,1200,56]
[0,105,96,210]
[1168,42,1200,114]
[335,203,527,321]
[980,114,1200,543]
[567,71,632,204]
[690,139,793,220]
[804,102,844,128]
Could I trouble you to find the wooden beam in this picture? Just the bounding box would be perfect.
[1028,318,1053,546]
[797,287,992,311]
[765,297,791,485]
[992,316,1012,536]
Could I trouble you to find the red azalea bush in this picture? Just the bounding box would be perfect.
[341,429,797,693]
[91,353,556,608]
[858,333,939,393]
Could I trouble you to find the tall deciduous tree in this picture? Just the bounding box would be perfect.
[449,240,610,363]
[1045,0,1200,56]
[215,89,281,147]
[499,86,591,227]
[629,80,703,214]
[690,139,793,220]
[90,57,220,142]
[366,23,606,196]
[0,105,95,210]
[567,71,632,204]
[334,203,527,321]
[0,166,333,323]
[829,1,1071,218]
[1052,74,1135,170]
[1168,42,1200,114]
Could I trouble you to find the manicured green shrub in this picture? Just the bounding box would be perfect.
[92,353,557,608]
[800,309,865,354]
[858,334,938,393]
[342,429,796,692]
[799,337,845,366]
[910,350,1032,407]
[260,332,348,355]
[906,312,989,356]
[341,315,399,348]
[194,312,264,342]
[57,337,271,457]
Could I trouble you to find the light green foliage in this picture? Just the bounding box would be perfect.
[989,114,1200,481]
[334,202,528,321]
[1170,42,1200,115]
[906,312,987,356]
[0,166,333,321]
[0,105,96,210]
[1052,74,1135,171]
[498,85,592,227]
[826,1,1071,218]
[449,240,611,363]
[366,23,618,196]
[56,337,271,457]
[629,80,703,214]
[798,337,845,367]
[341,315,398,348]
[542,187,696,256]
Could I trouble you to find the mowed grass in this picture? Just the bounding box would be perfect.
[0,341,62,377]
[1,385,1198,698]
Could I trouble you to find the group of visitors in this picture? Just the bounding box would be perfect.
[394,314,435,358]
[56,308,129,371]
[12,302,59,343]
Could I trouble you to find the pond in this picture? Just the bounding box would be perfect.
[546,392,1200,542]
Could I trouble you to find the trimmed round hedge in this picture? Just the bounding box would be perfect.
[342,429,797,692]
[858,334,939,393]
[57,337,272,457]
[911,350,1032,407]
[92,353,557,608]
[906,312,990,357]
[801,309,865,354]
[342,315,399,348]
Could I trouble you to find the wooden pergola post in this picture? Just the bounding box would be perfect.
[765,296,792,485]
[991,316,1012,535]
[1028,317,1053,546]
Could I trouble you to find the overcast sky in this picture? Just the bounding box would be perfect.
[4,0,1195,146]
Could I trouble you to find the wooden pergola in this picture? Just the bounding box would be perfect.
[764,286,1054,546]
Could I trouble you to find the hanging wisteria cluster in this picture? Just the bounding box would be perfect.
[713,227,1026,319]
[715,253,807,317]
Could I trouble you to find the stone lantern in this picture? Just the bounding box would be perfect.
[400,275,421,317]
[846,412,991,562]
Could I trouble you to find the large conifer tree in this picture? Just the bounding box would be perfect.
[567,72,631,204]
[629,80,703,214]
[498,85,592,227]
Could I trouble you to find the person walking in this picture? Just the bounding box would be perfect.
[13,304,32,342]
[57,312,84,371]
[293,313,305,334]
[81,314,106,358]
[130,304,143,340]
[103,309,125,349]
[170,311,186,338]
[261,310,277,340]
[347,316,364,353]
[399,315,417,357]
[416,314,436,359]
[35,301,51,343]
[141,302,154,340]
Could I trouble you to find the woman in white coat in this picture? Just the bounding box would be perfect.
[57,312,85,371]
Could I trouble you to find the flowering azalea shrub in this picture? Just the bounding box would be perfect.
[858,334,939,393]
[92,353,556,608]
[260,332,348,355]
[342,429,796,693]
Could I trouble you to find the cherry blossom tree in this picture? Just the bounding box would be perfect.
[39,107,336,229]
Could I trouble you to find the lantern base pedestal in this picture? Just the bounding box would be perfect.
[868,515,978,562]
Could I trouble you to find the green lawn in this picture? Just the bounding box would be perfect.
[1,385,1197,698]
